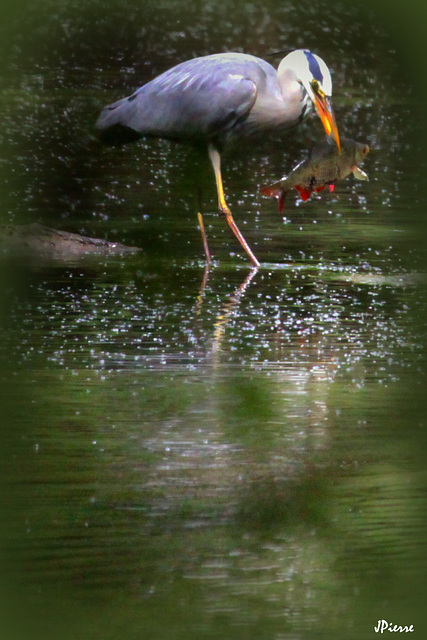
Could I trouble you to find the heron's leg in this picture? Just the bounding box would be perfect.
[195,185,211,263]
[208,144,260,268]
[197,211,211,264]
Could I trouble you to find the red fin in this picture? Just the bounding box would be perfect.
[295,185,312,201]
[261,185,287,213]
[329,184,335,192]
[260,185,280,198]
[315,185,325,193]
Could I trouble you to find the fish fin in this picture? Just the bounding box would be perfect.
[260,184,287,212]
[260,184,282,198]
[278,191,287,212]
[329,184,335,192]
[295,185,312,201]
[314,185,325,193]
[352,167,369,181]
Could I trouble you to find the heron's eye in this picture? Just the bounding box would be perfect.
[311,79,326,100]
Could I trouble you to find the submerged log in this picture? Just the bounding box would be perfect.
[0,223,140,261]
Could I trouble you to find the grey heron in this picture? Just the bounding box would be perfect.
[96,49,340,267]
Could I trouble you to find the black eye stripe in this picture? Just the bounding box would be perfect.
[303,50,324,84]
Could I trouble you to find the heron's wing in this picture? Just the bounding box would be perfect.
[197,76,258,138]
[97,57,259,142]
[131,70,257,140]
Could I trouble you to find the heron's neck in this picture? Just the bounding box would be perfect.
[277,69,312,125]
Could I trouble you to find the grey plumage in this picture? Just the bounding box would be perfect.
[96,53,311,147]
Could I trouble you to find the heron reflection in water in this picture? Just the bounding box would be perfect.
[96,49,340,267]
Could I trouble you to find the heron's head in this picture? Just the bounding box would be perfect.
[279,49,340,152]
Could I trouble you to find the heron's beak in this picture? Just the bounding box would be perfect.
[314,94,341,153]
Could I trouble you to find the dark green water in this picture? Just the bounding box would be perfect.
[1,1,426,639]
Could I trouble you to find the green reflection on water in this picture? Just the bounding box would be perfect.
[2,351,426,639]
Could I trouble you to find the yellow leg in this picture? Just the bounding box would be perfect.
[208,144,260,268]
